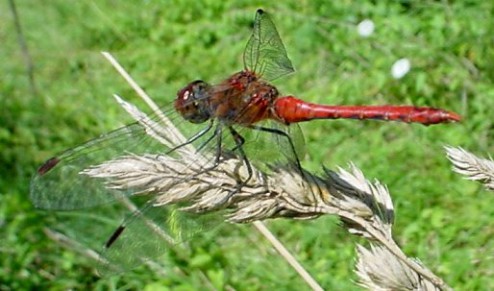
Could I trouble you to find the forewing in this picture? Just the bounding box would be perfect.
[243,9,294,81]
[31,124,150,210]
[30,102,233,272]
[30,107,216,210]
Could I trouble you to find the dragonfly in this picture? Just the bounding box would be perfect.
[172,9,460,180]
[30,9,460,274]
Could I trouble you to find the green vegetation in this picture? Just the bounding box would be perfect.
[2,0,493,289]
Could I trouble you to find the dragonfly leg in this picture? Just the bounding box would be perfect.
[212,126,253,205]
[165,119,214,155]
[172,121,227,181]
[247,125,302,172]
[246,125,321,204]
[190,123,224,178]
[195,123,219,153]
[227,126,253,183]
[186,124,253,205]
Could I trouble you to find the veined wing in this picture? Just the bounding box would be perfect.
[30,101,215,210]
[47,194,225,275]
[243,9,294,81]
[30,98,231,273]
[30,96,306,274]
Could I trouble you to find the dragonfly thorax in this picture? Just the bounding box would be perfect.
[208,71,281,125]
[228,71,280,102]
[175,80,213,124]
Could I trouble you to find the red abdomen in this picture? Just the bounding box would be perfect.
[272,96,461,126]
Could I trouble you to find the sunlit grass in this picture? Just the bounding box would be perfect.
[2,0,494,289]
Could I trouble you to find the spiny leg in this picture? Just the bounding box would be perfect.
[159,120,223,185]
[189,123,250,200]
[227,126,253,184]
[248,125,322,203]
[214,126,254,204]
[193,124,253,205]
[196,123,219,153]
[195,124,252,180]
[165,120,214,155]
[191,123,225,177]
[248,125,302,172]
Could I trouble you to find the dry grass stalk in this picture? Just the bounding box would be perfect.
[101,52,323,290]
[46,52,452,291]
[355,244,441,290]
[81,88,449,290]
[446,146,494,191]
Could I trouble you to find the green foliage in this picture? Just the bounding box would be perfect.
[2,0,493,289]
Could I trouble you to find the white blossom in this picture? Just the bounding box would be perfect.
[357,19,375,37]
[391,58,411,79]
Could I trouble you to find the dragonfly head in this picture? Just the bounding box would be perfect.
[175,80,212,124]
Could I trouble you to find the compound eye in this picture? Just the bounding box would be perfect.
[191,80,209,100]
[177,80,203,101]
[175,80,211,124]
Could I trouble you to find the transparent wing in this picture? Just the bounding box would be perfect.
[31,114,305,273]
[30,102,223,210]
[30,96,277,273]
[243,9,295,81]
[48,194,224,275]
[30,102,236,273]
[238,121,305,170]
[32,9,302,270]
[98,202,223,275]
[31,123,155,210]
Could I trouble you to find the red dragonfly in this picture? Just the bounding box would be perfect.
[172,9,459,176]
[31,9,460,273]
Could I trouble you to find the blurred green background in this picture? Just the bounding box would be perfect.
[2,0,494,290]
